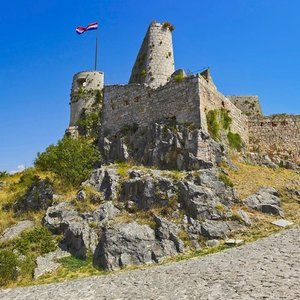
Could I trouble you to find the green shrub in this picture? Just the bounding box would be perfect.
[77,111,101,138]
[220,109,232,130]
[162,21,175,31]
[174,73,184,82]
[0,171,8,180]
[227,132,243,151]
[206,110,220,140]
[59,256,90,272]
[0,250,18,286]
[218,173,234,187]
[35,137,100,187]
[15,227,57,255]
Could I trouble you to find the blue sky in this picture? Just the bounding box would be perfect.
[0,0,299,172]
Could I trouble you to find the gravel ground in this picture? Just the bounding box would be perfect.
[1,227,299,300]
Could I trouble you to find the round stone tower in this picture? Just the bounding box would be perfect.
[129,21,175,89]
[69,71,104,127]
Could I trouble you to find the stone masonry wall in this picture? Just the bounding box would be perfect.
[129,22,175,89]
[102,75,249,144]
[249,115,300,164]
[102,77,201,134]
[227,95,263,118]
[199,76,249,143]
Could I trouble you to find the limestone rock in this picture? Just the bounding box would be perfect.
[76,190,86,201]
[34,248,71,279]
[14,179,53,212]
[153,215,184,259]
[93,220,184,271]
[271,219,294,228]
[178,171,235,221]
[0,220,34,243]
[92,201,120,222]
[60,221,99,259]
[83,167,120,200]
[100,122,227,171]
[244,187,284,217]
[120,173,177,210]
[201,220,231,239]
[206,239,220,247]
[43,202,79,234]
[237,209,252,226]
[93,222,156,270]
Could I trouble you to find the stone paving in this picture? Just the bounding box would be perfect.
[1,227,300,300]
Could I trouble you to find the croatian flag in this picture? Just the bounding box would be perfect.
[76,22,98,35]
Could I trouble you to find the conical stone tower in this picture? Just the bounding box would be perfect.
[129,21,175,89]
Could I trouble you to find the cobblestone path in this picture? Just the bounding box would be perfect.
[1,228,299,300]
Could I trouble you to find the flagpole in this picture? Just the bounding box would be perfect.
[94,25,98,70]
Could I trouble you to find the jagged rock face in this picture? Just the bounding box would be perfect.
[44,202,100,258]
[39,165,286,271]
[244,187,284,217]
[100,122,226,170]
[61,221,99,259]
[82,167,120,200]
[179,171,236,221]
[120,172,177,210]
[43,202,79,234]
[93,219,184,271]
[14,179,53,212]
[92,201,121,222]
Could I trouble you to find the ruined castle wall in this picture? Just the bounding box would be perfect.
[249,115,300,164]
[198,76,249,142]
[129,22,175,89]
[102,77,201,134]
[227,95,263,118]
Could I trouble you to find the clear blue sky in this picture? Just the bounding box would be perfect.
[1,0,299,172]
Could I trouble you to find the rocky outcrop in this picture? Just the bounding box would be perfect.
[120,171,178,210]
[14,179,53,212]
[201,220,232,239]
[43,202,79,234]
[40,165,261,271]
[179,171,236,220]
[34,248,71,279]
[92,201,121,222]
[0,221,34,243]
[61,221,99,259]
[153,215,185,261]
[44,202,100,259]
[244,187,284,217]
[246,153,299,171]
[93,219,185,271]
[82,167,120,200]
[100,122,227,170]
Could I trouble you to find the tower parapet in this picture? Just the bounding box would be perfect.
[129,21,175,89]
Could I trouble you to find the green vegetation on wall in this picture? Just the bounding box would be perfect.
[206,109,243,151]
[227,132,243,151]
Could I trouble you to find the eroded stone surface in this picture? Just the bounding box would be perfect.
[0,221,34,242]
[1,228,299,299]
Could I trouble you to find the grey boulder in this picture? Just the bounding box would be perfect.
[92,201,121,222]
[93,222,156,270]
[14,179,53,212]
[201,220,232,239]
[244,187,284,217]
[93,219,184,271]
[83,167,120,200]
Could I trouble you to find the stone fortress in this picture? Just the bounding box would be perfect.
[67,21,300,166]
